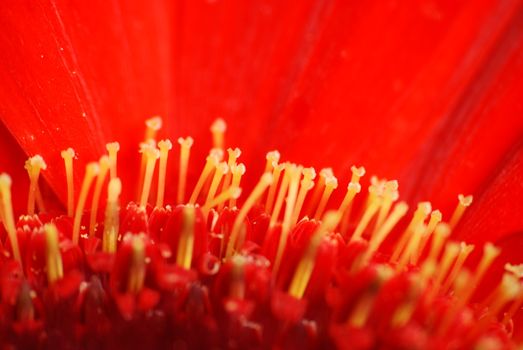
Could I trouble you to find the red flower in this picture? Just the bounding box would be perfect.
[1,1,523,349]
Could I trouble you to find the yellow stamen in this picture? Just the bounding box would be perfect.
[288,211,341,299]
[61,148,75,217]
[229,163,246,208]
[411,210,442,264]
[503,264,523,325]
[441,242,475,294]
[24,155,47,215]
[188,151,220,205]
[350,189,382,243]
[263,150,281,174]
[137,117,162,202]
[396,223,426,271]
[156,139,173,208]
[338,182,362,216]
[106,142,120,180]
[313,175,338,220]
[139,144,160,208]
[269,164,291,227]
[225,173,273,259]
[103,178,121,253]
[374,180,398,234]
[425,223,451,263]
[204,162,229,208]
[210,118,227,150]
[0,174,22,265]
[35,186,46,213]
[218,148,241,211]
[72,162,99,245]
[449,194,473,229]
[265,163,285,214]
[176,206,196,269]
[127,235,146,294]
[426,242,461,301]
[460,243,500,305]
[273,165,301,277]
[89,156,110,237]
[44,223,63,285]
[144,116,163,141]
[204,187,242,212]
[177,137,194,204]
[390,202,431,262]
[291,167,316,226]
[437,269,471,336]
[350,165,366,184]
[306,168,333,216]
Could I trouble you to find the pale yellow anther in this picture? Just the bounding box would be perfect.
[210,118,227,150]
[44,224,63,285]
[449,194,473,229]
[306,168,334,216]
[390,202,431,262]
[188,151,220,205]
[0,174,22,265]
[226,173,273,259]
[103,178,121,253]
[156,139,173,208]
[24,155,47,215]
[227,148,241,166]
[72,162,99,245]
[145,116,163,141]
[313,175,338,221]
[288,211,341,299]
[505,263,523,278]
[139,144,160,208]
[127,235,146,294]
[61,148,75,217]
[350,165,366,184]
[106,142,120,179]
[291,167,316,225]
[176,206,196,269]
[264,150,281,174]
[219,148,242,210]
[89,156,110,237]
[374,180,399,234]
[273,165,302,277]
[229,163,246,208]
[177,137,194,204]
[204,162,229,207]
[265,163,285,214]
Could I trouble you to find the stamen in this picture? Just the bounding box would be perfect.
[218,148,241,211]
[176,206,196,269]
[210,118,227,150]
[273,165,301,277]
[225,173,273,259]
[72,162,99,245]
[230,255,246,299]
[291,167,316,226]
[204,186,242,212]
[306,168,333,216]
[127,236,146,294]
[338,182,362,216]
[425,223,451,263]
[390,202,431,262]
[44,223,63,285]
[426,242,461,301]
[374,180,398,234]
[228,163,246,208]
[106,142,120,180]
[396,223,426,271]
[339,167,365,234]
[188,151,220,205]
[264,150,281,174]
[61,148,75,217]
[265,163,285,214]
[0,174,22,265]
[89,156,110,237]
[156,139,173,208]
[269,164,291,227]
[288,211,341,299]
[313,175,338,220]
[103,178,121,253]
[449,194,473,229]
[411,210,442,264]
[350,165,366,184]
[204,162,229,208]
[350,188,382,243]
[177,137,194,204]
[137,117,162,202]
[503,264,523,325]
[139,144,160,208]
[144,116,163,141]
[24,155,47,215]
[441,242,475,294]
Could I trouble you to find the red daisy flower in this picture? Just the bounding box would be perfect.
[1,1,523,349]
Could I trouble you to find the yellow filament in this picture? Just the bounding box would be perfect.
[396,224,426,271]
[411,210,442,264]
[24,155,47,215]
[338,182,361,215]
[139,144,160,208]
[269,164,291,227]
[221,148,241,190]
[425,223,450,263]
[210,118,227,150]
[390,202,431,262]
[127,236,146,294]
[374,180,398,234]
[204,162,229,207]
[35,186,46,213]
[0,174,22,265]
[89,156,110,237]
[313,175,338,220]
[288,211,341,299]
[229,163,246,208]
[306,168,333,216]
[177,137,194,204]
[225,173,273,259]
[176,206,196,269]
[188,152,220,205]
[460,243,500,305]
[138,116,162,202]
[72,162,99,245]
[291,167,316,226]
[427,242,461,301]
[106,142,120,180]
[44,224,63,284]
[103,178,121,253]
[273,165,301,277]
[156,139,173,208]
[265,163,285,213]
[230,255,246,299]
[449,194,473,229]
[441,242,475,294]
[61,148,75,217]
[204,187,242,212]
[350,195,382,243]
